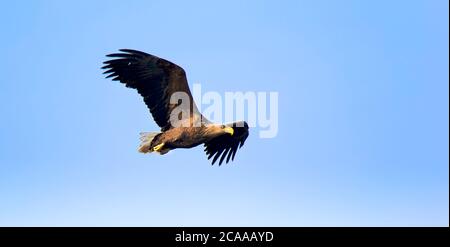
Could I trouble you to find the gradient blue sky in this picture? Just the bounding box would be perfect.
[0,0,448,226]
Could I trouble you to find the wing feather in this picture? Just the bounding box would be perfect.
[204,121,249,165]
[102,49,205,131]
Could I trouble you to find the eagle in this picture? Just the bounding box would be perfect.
[102,49,249,165]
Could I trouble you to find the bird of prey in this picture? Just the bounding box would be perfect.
[102,49,249,165]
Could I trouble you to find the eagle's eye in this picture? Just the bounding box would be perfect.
[221,125,225,129]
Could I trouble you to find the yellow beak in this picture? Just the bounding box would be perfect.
[224,127,234,136]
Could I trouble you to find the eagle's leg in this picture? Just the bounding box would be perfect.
[152,143,165,152]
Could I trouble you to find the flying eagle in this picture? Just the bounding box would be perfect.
[102,49,249,165]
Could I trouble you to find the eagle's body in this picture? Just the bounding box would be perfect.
[102,49,249,165]
[145,127,211,151]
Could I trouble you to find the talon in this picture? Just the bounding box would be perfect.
[152,143,165,152]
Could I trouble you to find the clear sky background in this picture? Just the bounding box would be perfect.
[0,0,448,226]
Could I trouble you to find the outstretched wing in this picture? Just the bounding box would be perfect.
[102,49,205,131]
[204,121,249,165]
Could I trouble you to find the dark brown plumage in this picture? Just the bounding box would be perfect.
[102,49,249,165]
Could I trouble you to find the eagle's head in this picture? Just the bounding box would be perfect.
[204,124,234,138]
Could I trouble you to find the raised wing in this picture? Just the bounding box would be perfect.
[102,49,204,131]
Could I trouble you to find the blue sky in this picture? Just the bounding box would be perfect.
[0,0,448,226]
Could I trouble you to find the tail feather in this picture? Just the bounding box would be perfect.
[138,132,159,153]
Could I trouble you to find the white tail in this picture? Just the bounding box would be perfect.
[138,132,160,153]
